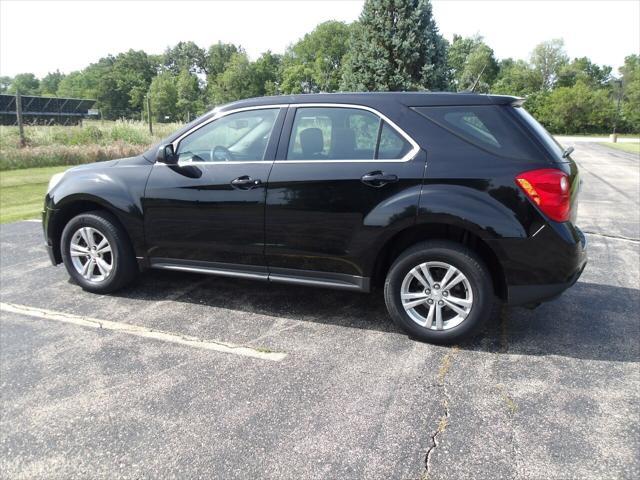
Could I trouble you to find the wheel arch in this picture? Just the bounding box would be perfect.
[48,195,135,265]
[372,222,507,300]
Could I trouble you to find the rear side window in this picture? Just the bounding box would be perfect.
[378,122,413,159]
[413,105,543,161]
[286,106,414,161]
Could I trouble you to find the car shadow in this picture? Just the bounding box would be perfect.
[113,271,639,363]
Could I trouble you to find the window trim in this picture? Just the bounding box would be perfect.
[161,104,289,166]
[278,103,419,163]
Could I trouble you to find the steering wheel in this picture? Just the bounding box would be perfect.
[210,145,234,162]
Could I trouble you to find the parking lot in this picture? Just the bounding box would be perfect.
[1,142,638,479]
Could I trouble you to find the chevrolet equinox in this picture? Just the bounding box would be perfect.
[43,93,587,344]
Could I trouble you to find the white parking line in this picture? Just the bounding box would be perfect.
[0,302,287,362]
[22,219,42,223]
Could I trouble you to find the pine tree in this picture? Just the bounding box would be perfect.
[341,0,449,91]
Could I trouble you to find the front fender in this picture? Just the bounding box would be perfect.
[46,160,152,258]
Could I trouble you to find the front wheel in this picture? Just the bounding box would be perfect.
[384,241,494,344]
[60,211,137,293]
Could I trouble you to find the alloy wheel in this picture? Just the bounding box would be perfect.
[69,227,113,283]
[400,261,473,330]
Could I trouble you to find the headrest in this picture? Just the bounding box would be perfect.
[299,128,324,157]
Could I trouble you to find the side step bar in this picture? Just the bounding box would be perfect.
[149,258,370,292]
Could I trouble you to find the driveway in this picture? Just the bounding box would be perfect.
[1,143,638,479]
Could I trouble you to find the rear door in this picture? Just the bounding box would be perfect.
[265,104,425,281]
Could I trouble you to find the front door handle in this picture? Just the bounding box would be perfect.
[361,171,399,188]
[231,175,262,190]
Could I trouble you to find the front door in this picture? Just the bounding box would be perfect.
[265,105,425,280]
[143,107,285,268]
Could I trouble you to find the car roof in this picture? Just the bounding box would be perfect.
[217,92,521,112]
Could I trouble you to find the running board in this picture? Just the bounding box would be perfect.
[149,258,370,292]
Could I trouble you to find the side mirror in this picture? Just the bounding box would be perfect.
[157,144,178,164]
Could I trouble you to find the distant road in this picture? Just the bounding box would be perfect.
[555,135,639,143]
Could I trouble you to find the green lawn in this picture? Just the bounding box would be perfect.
[0,166,68,223]
[598,142,640,154]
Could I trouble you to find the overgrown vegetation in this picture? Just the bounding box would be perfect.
[0,120,180,170]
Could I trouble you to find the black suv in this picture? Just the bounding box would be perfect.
[43,93,587,344]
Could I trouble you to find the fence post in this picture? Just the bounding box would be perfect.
[15,91,26,147]
[146,96,153,135]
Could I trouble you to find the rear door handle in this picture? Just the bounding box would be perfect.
[361,171,399,188]
[231,175,262,190]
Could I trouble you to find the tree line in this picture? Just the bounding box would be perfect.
[1,0,637,134]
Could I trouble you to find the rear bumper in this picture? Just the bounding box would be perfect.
[488,223,588,306]
[507,258,586,305]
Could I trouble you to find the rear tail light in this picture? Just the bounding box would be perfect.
[516,168,570,222]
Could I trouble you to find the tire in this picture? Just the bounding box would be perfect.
[60,210,137,294]
[384,240,494,344]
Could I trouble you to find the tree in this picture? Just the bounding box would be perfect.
[557,57,612,88]
[7,73,40,94]
[110,49,159,115]
[532,82,615,134]
[281,21,351,93]
[492,58,542,96]
[206,42,240,79]
[448,34,498,92]
[164,41,207,74]
[530,39,568,91]
[0,76,12,93]
[252,51,282,96]
[619,54,640,132]
[210,52,260,104]
[148,71,178,122]
[176,69,203,120]
[340,0,449,91]
[39,70,66,96]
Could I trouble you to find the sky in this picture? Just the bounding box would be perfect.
[1,0,639,78]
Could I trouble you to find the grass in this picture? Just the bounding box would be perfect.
[0,166,68,223]
[0,120,182,170]
[598,142,640,154]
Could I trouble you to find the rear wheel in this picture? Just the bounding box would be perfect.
[384,241,494,344]
[60,211,137,293]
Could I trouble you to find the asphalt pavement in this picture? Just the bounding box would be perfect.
[1,142,638,479]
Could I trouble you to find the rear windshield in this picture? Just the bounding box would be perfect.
[413,105,544,161]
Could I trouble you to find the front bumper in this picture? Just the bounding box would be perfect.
[42,207,60,266]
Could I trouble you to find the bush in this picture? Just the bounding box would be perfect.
[109,121,151,145]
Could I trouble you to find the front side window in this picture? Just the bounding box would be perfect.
[176,108,279,162]
[286,107,412,161]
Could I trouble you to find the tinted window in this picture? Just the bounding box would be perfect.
[378,122,412,159]
[177,108,278,162]
[513,106,566,160]
[287,107,380,160]
[414,105,543,160]
[286,107,414,161]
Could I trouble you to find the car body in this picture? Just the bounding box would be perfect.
[43,92,587,343]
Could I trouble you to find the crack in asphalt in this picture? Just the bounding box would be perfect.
[583,231,640,243]
[423,346,459,478]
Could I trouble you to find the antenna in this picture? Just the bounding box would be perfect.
[470,64,487,93]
